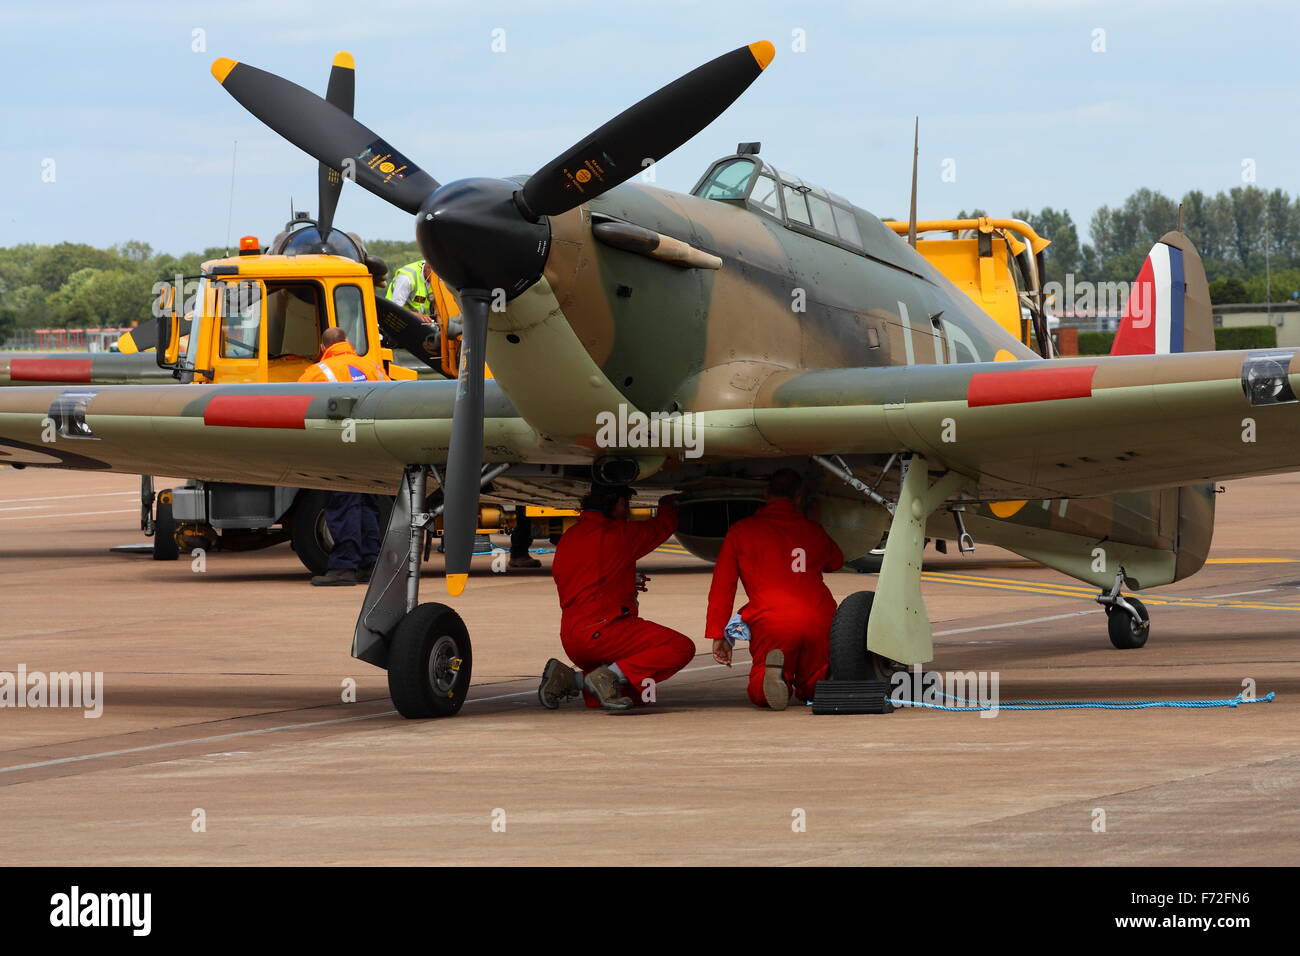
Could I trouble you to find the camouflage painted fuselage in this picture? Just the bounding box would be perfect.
[482,181,1214,585]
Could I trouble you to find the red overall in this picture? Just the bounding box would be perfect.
[705,499,844,707]
[552,502,695,706]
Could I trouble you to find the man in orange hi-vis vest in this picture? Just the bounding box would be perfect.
[298,328,389,585]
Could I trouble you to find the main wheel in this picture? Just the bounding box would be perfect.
[1107,596,1150,650]
[387,603,473,718]
[828,591,905,681]
[152,489,179,561]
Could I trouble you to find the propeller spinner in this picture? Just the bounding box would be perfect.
[211,41,775,594]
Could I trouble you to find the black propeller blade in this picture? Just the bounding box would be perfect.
[518,41,774,218]
[212,41,775,594]
[316,51,356,246]
[211,57,439,214]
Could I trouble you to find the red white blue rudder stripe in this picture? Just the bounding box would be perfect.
[1110,240,1187,356]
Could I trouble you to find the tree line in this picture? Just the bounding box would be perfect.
[3,185,1297,339]
[0,238,423,340]
[964,184,1300,305]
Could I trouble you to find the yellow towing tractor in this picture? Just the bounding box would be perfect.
[884,216,1055,355]
[143,219,574,571]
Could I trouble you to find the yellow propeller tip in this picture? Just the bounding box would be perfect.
[748,41,775,71]
[446,573,468,597]
[333,50,354,70]
[211,57,238,83]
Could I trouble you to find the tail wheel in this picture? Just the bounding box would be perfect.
[1107,596,1150,650]
[387,602,473,718]
[828,591,905,681]
[152,490,179,561]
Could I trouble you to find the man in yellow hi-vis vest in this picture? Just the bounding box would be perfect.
[385,259,436,319]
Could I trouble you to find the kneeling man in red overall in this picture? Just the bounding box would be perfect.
[539,484,695,711]
[706,469,844,710]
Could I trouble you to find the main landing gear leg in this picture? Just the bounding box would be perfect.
[830,455,968,679]
[864,455,967,670]
[352,465,473,718]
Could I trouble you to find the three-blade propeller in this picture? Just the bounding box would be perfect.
[211,40,775,594]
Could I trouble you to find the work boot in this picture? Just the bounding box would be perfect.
[538,658,582,710]
[509,554,542,569]
[762,649,790,711]
[584,666,634,712]
[311,568,361,587]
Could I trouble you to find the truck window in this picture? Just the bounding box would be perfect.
[184,278,208,366]
[219,281,262,359]
[265,282,326,360]
[333,284,368,355]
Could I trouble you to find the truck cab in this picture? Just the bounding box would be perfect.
[159,249,418,383]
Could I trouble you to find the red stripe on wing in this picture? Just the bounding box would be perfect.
[10,358,93,382]
[967,366,1096,407]
[203,395,314,429]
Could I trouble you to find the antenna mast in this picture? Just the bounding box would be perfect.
[907,117,919,248]
[224,140,238,256]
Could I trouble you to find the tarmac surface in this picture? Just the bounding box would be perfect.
[1,467,1297,866]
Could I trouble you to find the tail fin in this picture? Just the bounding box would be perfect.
[1110,231,1213,355]
[1105,232,1216,587]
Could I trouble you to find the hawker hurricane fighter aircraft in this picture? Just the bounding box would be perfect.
[1,42,1292,717]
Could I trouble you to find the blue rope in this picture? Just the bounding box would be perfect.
[888,691,1275,712]
[469,547,556,556]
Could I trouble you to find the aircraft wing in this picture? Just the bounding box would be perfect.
[0,379,547,493]
[5,349,1299,503]
[751,348,1300,500]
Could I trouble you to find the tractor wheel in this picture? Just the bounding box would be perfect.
[289,490,333,576]
[152,490,179,561]
[290,492,394,575]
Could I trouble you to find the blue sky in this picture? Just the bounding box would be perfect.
[1,0,1296,254]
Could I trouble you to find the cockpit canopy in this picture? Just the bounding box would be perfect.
[691,153,865,253]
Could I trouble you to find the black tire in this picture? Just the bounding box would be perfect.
[387,603,473,718]
[289,492,394,575]
[829,591,874,680]
[828,590,907,681]
[1107,596,1150,650]
[152,490,179,561]
[288,490,333,576]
